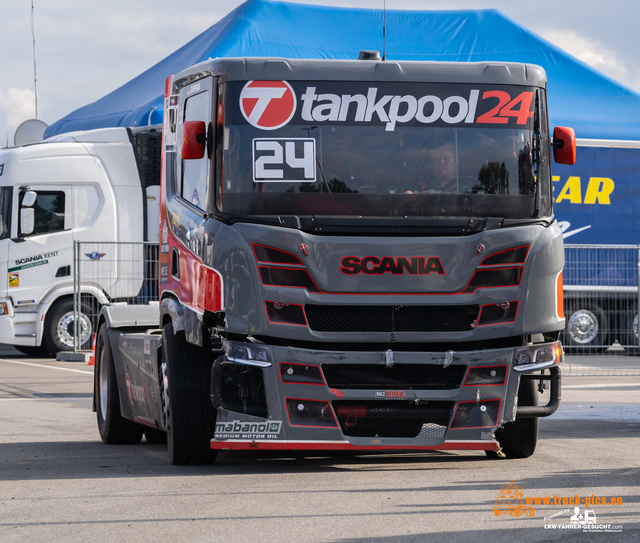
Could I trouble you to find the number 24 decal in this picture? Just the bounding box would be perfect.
[477,91,534,125]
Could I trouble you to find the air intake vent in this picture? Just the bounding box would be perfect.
[305,305,478,333]
[333,400,453,438]
[322,364,465,390]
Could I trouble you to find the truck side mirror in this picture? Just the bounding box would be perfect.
[22,190,37,207]
[552,127,576,165]
[20,208,35,235]
[20,190,37,236]
[181,120,206,160]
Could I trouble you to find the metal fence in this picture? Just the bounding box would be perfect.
[73,241,159,351]
[562,243,640,375]
[70,240,639,375]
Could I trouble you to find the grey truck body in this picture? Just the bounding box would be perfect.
[96,56,565,457]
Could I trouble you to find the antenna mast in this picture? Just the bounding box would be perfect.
[31,0,38,119]
[382,0,386,61]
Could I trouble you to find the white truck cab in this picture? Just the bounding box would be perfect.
[0,126,160,355]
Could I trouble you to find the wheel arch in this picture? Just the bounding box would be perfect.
[160,292,185,334]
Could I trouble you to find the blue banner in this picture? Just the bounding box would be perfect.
[553,146,640,245]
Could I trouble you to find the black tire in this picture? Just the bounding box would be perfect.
[14,345,51,357]
[162,322,217,465]
[486,377,539,459]
[144,427,167,444]
[95,324,144,444]
[563,303,608,353]
[43,298,95,354]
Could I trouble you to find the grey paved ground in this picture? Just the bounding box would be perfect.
[1,345,638,542]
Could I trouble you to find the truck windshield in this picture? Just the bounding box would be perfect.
[217,81,550,220]
[0,186,11,240]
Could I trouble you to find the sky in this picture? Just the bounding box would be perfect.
[1,0,639,146]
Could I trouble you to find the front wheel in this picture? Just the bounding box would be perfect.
[162,322,217,465]
[95,324,144,444]
[486,377,539,459]
[43,298,94,354]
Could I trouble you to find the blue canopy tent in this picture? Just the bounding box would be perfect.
[44,0,640,141]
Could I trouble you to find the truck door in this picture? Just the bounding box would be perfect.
[163,77,217,316]
[7,187,73,307]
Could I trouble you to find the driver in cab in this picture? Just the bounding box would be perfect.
[406,141,468,194]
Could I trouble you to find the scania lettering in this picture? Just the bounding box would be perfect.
[92,55,576,464]
[0,127,161,355]
[340,256,445,275]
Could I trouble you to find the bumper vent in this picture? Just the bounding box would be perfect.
[305,304,478,333]
[215,364,268,418]
[333,400,453,438]
[322,364,465,390]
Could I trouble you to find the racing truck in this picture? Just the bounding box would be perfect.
[93,54,575,463]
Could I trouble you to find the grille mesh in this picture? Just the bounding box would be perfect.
[322,364,465,390]
[333,400,453,438]
[305,304,478,333]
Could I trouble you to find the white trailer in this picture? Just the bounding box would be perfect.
[0,126,161,355]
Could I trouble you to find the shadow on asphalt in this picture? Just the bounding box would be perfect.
[0,439,493,481]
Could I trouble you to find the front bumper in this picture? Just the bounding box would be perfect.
[210,341,562,452]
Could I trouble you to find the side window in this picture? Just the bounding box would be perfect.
[0,186,12,240]
[20,191,66,236]
[181,89,211,209]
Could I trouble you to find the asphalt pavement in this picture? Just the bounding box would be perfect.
[1,346,639,542]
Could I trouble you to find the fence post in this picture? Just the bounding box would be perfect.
[637,245,640,349]
[74,241,80,353]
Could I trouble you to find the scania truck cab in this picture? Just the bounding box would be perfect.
[93,56,576,464]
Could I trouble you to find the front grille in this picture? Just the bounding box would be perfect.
[216,364,268,418]
[322,364,465,390]
[305,304,478,333]
[333,400,453,438]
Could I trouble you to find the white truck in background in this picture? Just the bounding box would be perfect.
[0,126,161,355]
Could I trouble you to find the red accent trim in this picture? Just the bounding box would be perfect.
[329,388,344,398]
[211,441,499,451]
[477,301,519,326]
[265,301,308,327]
[252,244,303,265]
[285,398,339,428]
[164,75,173,98]
[480,245,530,267]
[162,234,224,313]
[462,365,508,387]
[278,362,326,385]
[451,399,503,429]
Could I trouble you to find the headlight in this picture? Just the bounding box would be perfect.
[0,302,7,316]
[513,342,563,372]
[224,341,272,367]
